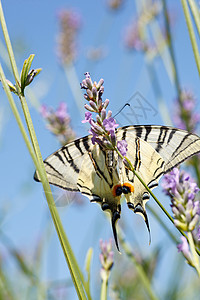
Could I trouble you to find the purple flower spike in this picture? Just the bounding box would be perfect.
[99,239,114,281]
[40,102,75,145]
[162,167,200,232]
[57,9,81,64]
[80,73,128,160]
[55,102,68,121]
[174,89,200,132]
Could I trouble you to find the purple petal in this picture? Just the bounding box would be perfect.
[82,111,92,123]
[117,140,128,156]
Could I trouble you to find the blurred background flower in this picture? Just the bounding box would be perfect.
[173,89,200,132]
[56,9,81,65]
[40,102,76,145]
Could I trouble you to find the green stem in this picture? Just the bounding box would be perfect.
[0,270,16,300]
[100,279,108,300]
[118,230,159,300]
[187,231,200,277]
[162,0,181,99]
[181,0,200,77]
[188,0,200,37]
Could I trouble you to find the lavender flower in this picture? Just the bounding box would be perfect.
[162,168,200,232]
[99,239,114,281]
[40,102,75,145]
[163,168,200,272]
[57,9,81,64]
[124,2,161,52]
[174,90,200,132]
[162,168,200,231]
[80,73,127,156]
[124,21,147,52]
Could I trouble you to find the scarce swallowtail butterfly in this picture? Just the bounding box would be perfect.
[34,125,200,251]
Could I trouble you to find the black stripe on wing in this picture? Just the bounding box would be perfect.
[88,151,113,188]
[155,126,168,153]
[62,147,80,173]
[164,148,200,174]
[167,128,177,144]
[144,125,152,141]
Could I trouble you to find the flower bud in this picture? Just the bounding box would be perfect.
[91,122,105,134]
[97,98,102,110]
[86,77,93,89]
[103,99,109,109]
[111,133,116,147]
[92,86,97,100]
[96,78,104,90]
[102,140,114,150]
[89,100,98,111]
[84,104,95,112]
[177,203,185,215]
[107,110,112,118]
[80,80,87,89]
[101,108,106,121]
[87,89,93,99]
[188,215,199,231]
[96,115,103,125]
[174,220,188,231]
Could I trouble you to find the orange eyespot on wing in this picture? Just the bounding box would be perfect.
[112,182,134,197]
[112,184,123,197]
[123,182,134,193]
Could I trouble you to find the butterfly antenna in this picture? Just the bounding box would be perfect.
[111,211,121,252]
[113,103,130,118]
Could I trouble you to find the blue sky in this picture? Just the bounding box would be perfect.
[0,0,200,298]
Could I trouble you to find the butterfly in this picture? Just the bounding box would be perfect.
[34,125,200,250]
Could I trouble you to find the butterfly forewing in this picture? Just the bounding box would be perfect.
[117,125,200,174]
[34,135,94,191]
